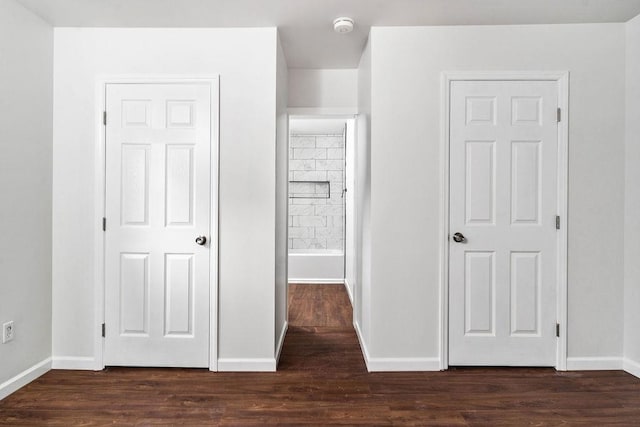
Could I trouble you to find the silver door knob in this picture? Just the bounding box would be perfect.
[195,236,207,246]
[452,232,466,243]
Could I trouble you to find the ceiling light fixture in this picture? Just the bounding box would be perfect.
[333,17,354,34]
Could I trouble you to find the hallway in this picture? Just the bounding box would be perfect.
[281,284,364,372]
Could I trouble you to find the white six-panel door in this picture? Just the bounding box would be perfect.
[104,83,212,367]
[449,80,559,366]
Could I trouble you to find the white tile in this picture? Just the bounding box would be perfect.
[293,148,326,160]
[295,215,326,227]
[292,198,326,205]
[316,226,344,238]
[290,136,316,148]
[315,183,330,197]
[316,136,344,148]
[326,238,344,250]
[289,159,315,171]
[293,171,327,181]
[326,215,344,227]
[291,238,327,250]
[330,182,344,194]
[315,205,343,215]
[315,160,343,171]
[326,148,344,159]
[290,182,316,195]
[327,196,344,205]
[327,171,344,183]
[289,226,314,238]
[289,205,314,216]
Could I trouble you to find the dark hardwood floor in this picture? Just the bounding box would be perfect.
[2,283,640,425]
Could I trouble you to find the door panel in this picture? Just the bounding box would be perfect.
[464,251,495,335]
[104,83,212,367]
[465,141,495,224]
[449,80,558,366]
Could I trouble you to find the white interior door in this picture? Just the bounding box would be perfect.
[104,83,212,367]
[448,80,559,366]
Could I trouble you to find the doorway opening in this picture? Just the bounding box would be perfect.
[287,115,357,313]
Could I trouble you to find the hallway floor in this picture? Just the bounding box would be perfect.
[1,284,640,425]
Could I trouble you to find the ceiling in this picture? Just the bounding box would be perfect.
[16,0,640,68]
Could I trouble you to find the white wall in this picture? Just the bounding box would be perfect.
[624,14,640,376]
[52,28,280,370]
[355,40,372,350]
[365,24,626,366]
[0,0,53,396]
[288,69,357,110]
[275,35,289,361]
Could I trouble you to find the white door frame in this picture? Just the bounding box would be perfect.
[93,76,220,371]
[287,113,357,293]
[439,71,569,371]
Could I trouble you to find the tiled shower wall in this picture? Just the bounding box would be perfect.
[289,134,344,251]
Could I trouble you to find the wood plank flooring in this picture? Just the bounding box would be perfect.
[1,283,640,425]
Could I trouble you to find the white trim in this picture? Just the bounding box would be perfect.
[566,357,623,370]
[344,278,354,305]
[555,73,570,371]
[209,78,221,372]
[95,75,220,371]
[439,71,570,371]
[52,356,98,370]
[288,278,345,284]
[623,358,640,378]
[354,320,439,372]
[288,107,357,116]
[93,79,107,371]
[275,321,288,364]
[354,319,371,371]
[217,358,277,372]
[366,357,441,372]
[438,72,450,371]
[0,358,51,400]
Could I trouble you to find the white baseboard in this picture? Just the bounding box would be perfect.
[366,356,441,371]
[344,279,354,305]
[288,279,345,284]
[623,357,640,378]
[354,320,440,372]
[217,358,277,372]
[275,321,288,363]
[0,357,51,400]
[52,356,99,370]
[566,357,623,370]
[354,319,371,371]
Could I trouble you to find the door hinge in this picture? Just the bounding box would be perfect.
[101,323,106,338]
[555,215,560,230]
[103,111,107,126]
[557,108,561,123]
[556,323,560,337]
[102,217,106,231]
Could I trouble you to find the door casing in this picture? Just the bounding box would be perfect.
[93,76,220,371]
[439,71,569,371]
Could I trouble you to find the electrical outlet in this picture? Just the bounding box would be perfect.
[2,321,14,343]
